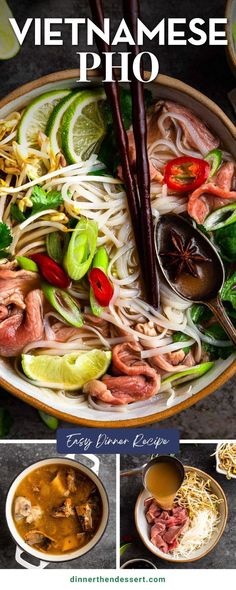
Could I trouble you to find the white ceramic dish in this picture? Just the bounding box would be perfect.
[215,442,236,479]
[5,454,109,568]
[0,69,235,427]
[135,465,228,563]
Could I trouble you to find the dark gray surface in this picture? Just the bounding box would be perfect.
[0,377,236,439]
[0,0,235,438]
[0,445,116,569]
[0,0,235,122]
[120,444,236,569]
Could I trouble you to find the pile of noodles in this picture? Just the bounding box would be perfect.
[0,105,234,409]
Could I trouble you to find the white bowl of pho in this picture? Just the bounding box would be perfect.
[0,69,235,427]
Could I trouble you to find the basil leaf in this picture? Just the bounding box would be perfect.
[0,222,12,250]
[99,88,152,172]
[190,304,212,324]
[203,342,235,360]
[221,271,236,310]
[214,223,236,261]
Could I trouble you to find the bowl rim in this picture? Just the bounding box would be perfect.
[134,464,228,563]
[0,68,235,428]
[226,0,236,74]
[5,456,109,563]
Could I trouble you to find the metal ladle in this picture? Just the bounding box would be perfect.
[155,212,236,346]
[121,455,185,510]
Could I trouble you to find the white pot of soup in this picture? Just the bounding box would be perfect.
[5,455,109,568]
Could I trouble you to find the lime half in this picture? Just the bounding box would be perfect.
[21,350,112,391]
[17,89,71,148]
[46,91,82,156]
[0,0,20,60]
[61,88,106,163]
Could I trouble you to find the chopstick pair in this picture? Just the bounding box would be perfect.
[89,0,160,309]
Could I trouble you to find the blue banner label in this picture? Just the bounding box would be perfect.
[57,428,179,454]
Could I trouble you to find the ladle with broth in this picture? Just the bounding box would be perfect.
[143,457,185,510]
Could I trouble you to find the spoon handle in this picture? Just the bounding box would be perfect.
[120,464,147,477]
[207,296,236,346]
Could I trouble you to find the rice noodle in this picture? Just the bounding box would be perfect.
[0,95,234,412]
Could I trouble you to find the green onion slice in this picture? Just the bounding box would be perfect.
[16,256,38,272]
[63,218,98,281]
[42,282,83,328]
[162,362,214,386]
[205,148,222,179]
[204,202,236,231]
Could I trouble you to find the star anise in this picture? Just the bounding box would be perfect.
[160,229,212,279]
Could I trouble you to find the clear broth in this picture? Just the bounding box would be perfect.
[145,462,182,509]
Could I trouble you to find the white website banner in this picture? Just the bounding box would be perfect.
[0,569,235,590]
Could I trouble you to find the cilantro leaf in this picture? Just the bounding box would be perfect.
[10,203,26,223]
[221,271,236,310]
[0,222,13,250]
[31,186,63,214]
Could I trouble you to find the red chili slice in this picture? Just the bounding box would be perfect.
[30,253,71,289]
[164,156,210,193]
[89,268,114,307]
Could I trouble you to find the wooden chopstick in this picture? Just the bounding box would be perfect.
[89,0,144,275]
[89,0,159,309]
[122,0,159,309]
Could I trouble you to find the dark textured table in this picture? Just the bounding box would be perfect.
[120,444,236,569]
[0,445,116,569]
[0,0,235,438]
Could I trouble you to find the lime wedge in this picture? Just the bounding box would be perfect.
[17,89,71,148]
[46,91,82,156]
[0,0,20,60]
[61,88,106,163]
[21,350,112,390]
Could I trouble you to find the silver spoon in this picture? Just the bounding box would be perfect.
[155,212,236,346]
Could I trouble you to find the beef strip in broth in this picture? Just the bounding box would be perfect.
[13,464,102,554]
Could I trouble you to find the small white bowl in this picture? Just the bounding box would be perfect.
[135,465,228,563]
[121,558,157,569]
[215,442,236,479]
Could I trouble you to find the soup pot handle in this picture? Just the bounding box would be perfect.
[65,453,100,475]
[15,545,48,569]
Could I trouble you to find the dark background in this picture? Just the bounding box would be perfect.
[120,444,236,569]
[0,0,235,438]
[0,445,116,568]
[0,0,235,121]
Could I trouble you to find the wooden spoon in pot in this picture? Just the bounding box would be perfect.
[155,212,236,346]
